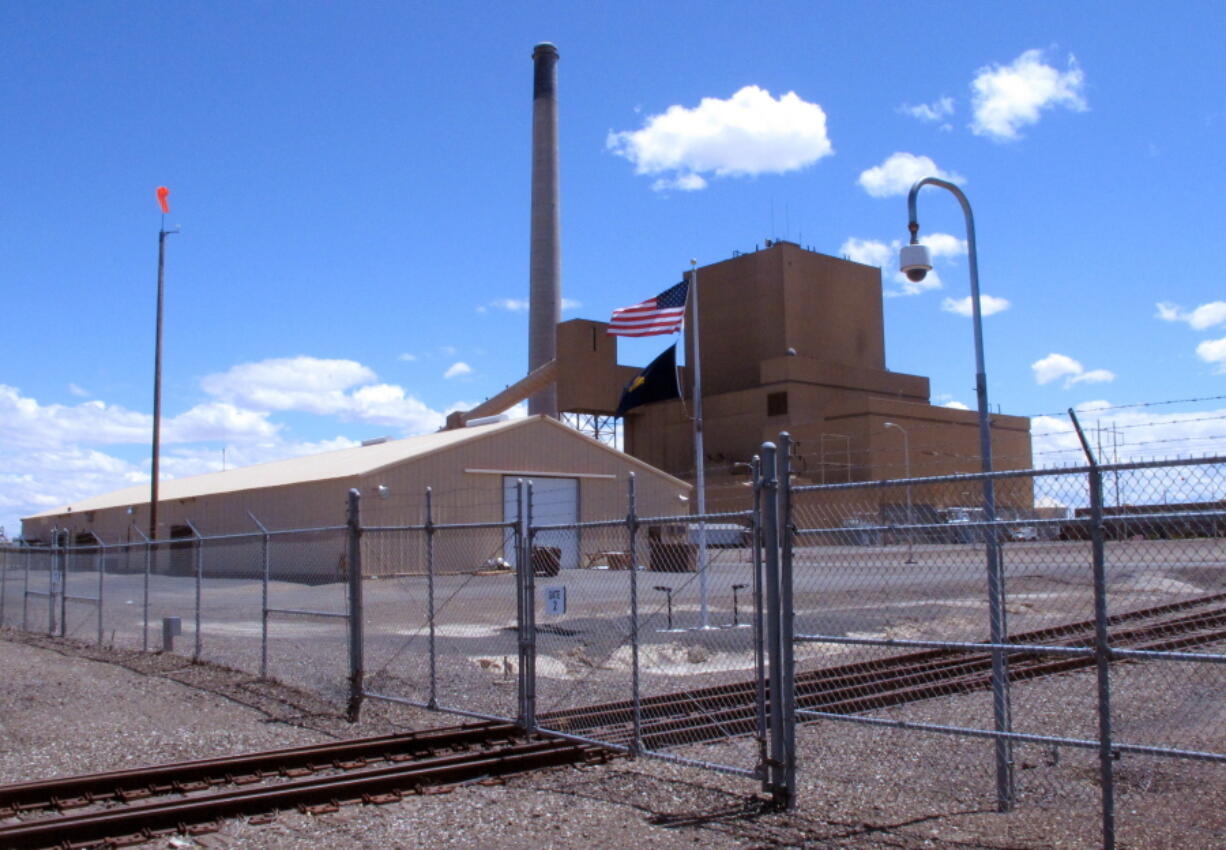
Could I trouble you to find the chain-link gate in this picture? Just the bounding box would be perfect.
[361,485,525,725]
[355,472,795,802]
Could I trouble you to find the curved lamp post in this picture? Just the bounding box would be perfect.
[902,178,1013,811]
[882,422,916,564]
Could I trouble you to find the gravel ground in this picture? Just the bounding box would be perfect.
[1,629,1222,849]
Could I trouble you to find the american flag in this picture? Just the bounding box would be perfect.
[607,280,690,337]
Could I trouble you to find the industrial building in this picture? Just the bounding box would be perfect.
[20,416,691,575]
[453,240,1035,514]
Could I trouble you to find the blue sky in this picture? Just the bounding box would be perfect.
[3,1,1225,535]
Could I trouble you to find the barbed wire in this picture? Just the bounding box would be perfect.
[1020,393,1226,420]
[1029,412,1226,439]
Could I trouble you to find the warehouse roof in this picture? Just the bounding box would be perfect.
[27,415,678,520]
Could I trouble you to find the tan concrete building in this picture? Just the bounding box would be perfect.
[551,241,1033,513]
[21,416,691,576]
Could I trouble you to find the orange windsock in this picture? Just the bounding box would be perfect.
[156,186,170,214]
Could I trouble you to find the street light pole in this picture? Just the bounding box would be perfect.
[883,422,915,564]
[904,177,1013,811]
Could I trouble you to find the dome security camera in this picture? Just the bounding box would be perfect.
[899,243,932,283]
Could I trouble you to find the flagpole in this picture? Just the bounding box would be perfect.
[690,259,710,629]
[150,215,167,542]
[150,188,175,542]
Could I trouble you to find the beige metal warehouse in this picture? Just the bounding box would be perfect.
[21,416,693,577]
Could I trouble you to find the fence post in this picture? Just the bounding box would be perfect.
[760,441,790,808]
[523,481,537,731]
[750,454,769,786]
[1,543,8,629]
[627,472,642,755]
[248,512,271,679]
[346,489,365,722]
[1069,410,1117,850]
[89,531,105,647]
[425,486,437,710]
[22,543,31,632]
[185,520,204,661]
[49,528,60,635]
[515,480,528,727]
[777,433,797,803]
[60,530,69,637]
[130,525,152,652]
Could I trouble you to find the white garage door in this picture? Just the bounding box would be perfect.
[503,476,580,570]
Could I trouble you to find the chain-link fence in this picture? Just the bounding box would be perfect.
[0,519,355,704]
[786,435,1226,850]
[4,448,1222,846]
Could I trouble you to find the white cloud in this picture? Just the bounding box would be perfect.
[941,294,1012,317]
[163,403,279,443]
[1156,301,1226,331]
[200,356,444,432]
[486,298,529,312]
[899,97,955,123]
[1032,353,1084,385]
[345,384,444,429]
[0,385,280,451]
[920,233,969,260]
[857,152,964,198]
[482,297,580,314]
[608,85,834,191]
[943,400,970,410]
[1197,337,1226,372]
[398,353,417,362]
[970,49,1087,141]
[652,174,708,192]
[1068,368,1116,386]
[201,356,376,414]
[68,383,90,398]
[1031,353,1115,388]
[443,362,472,379]
[839,238,892,269]
[0,385,150,448]
[1155,302,1179,322]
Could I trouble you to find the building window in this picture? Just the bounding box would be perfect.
[767,391,788,417]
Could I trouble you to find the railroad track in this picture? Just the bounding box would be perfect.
[0,722,609,849]
[538,592,1226,749]
[3,594,1222,847]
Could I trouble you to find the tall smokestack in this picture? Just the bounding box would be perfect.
[528,42,560,418]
